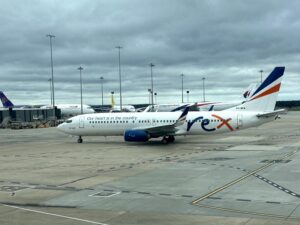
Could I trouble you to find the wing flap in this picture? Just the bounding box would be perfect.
[134,105,190,137]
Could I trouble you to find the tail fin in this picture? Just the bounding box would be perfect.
[242,83,258,100]
[229,67,285,112]
[111,93,115,108]
[0,91,14,108]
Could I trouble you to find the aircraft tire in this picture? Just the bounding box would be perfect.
[77,136,83,143]
[161,137,168,144]
[168,135,175,143]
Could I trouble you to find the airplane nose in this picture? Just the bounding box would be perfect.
[57,123,65,132]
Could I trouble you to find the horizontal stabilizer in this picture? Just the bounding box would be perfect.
[256,109,287,118]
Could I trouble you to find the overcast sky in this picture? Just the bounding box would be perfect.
[0,0,299,105]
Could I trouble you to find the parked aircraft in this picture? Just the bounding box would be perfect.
[142,83,258,112]
[111,105,136,112]
[40,104,95,117]
[0,91,31,108]
[57,67,285,144]
[110,93,135,112]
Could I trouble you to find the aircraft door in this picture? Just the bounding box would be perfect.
[237,114,243,129]
[79,117,85,128]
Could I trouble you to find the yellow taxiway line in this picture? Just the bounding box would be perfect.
[192,150,298,205]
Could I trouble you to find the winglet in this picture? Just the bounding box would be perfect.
[171,104,189,112]
[175,105,190,126]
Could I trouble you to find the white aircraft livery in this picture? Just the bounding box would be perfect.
[142,83,259,112]
[58,67,285,144]
[41,104,95,117]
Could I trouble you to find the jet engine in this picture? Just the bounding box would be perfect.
[124,130,150,142]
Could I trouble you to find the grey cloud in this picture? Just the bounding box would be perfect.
[0,0,299,105]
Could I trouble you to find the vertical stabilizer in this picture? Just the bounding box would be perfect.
[111,93,115,108]
[0,91,14,108]
[228,67,285,112]
[243,83,258,100]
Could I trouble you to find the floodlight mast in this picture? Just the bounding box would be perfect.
[78,66,83,114]
[202,77,206,102]
[100,76,104,106]
[150,63,155,110]
[46,34,56,119]
[180,74,184,103]
[116,46,122,111]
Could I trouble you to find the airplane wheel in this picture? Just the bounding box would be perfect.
[161,136,175,144]
[77,136,83,143]
[161,137,168,144]
[168,136,175,143]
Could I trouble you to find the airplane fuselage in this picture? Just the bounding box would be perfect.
[58,111,272,137]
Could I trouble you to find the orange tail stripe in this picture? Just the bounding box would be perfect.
[251,83,281,101]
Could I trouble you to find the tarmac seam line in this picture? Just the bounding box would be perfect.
[1,203,108,225]
[192,150,298,205]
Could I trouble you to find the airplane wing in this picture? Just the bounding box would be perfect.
[256,108,287,118]
[135,105,190,137]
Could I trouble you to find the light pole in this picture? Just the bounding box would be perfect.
[186,90,190,103]
[100,76,104,106]
[259,69,263,83]
[116,46,122,110]
[46,34,55,118]
[180,74,184,103]
[202,77,206,102]
[154,92,157,105]
[147,89,151,105]
[78,66,83,114]
[150,63,155,109]
[48,78,52,105]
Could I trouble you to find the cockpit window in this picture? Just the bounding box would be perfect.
[66,120,72,123]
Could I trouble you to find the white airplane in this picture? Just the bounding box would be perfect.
[109,95,135,112]
[58,67,285,144]
[111,105,135,112]
[142,83,258,112]
[40,104,95,117]
[109,92,135,112]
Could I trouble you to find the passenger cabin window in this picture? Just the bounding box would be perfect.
[66,120,72,123]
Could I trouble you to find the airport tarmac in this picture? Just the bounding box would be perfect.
[0,111,300,225]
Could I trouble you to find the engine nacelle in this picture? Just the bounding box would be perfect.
[124,130,150,142]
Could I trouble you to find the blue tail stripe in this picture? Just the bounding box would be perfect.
[171,104,189,112]
[251,67,285,97]
[179,105,190,120]
[0,91,14,107]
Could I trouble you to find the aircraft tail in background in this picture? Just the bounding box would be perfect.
[243,83,258,100]
[111,93,115,108]
[0,91,14,108]
[228,67,285,112]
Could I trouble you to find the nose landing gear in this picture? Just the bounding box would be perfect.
[77,136,83,143]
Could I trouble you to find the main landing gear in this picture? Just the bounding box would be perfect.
[77,136,83,143]
[161,135,175,144]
